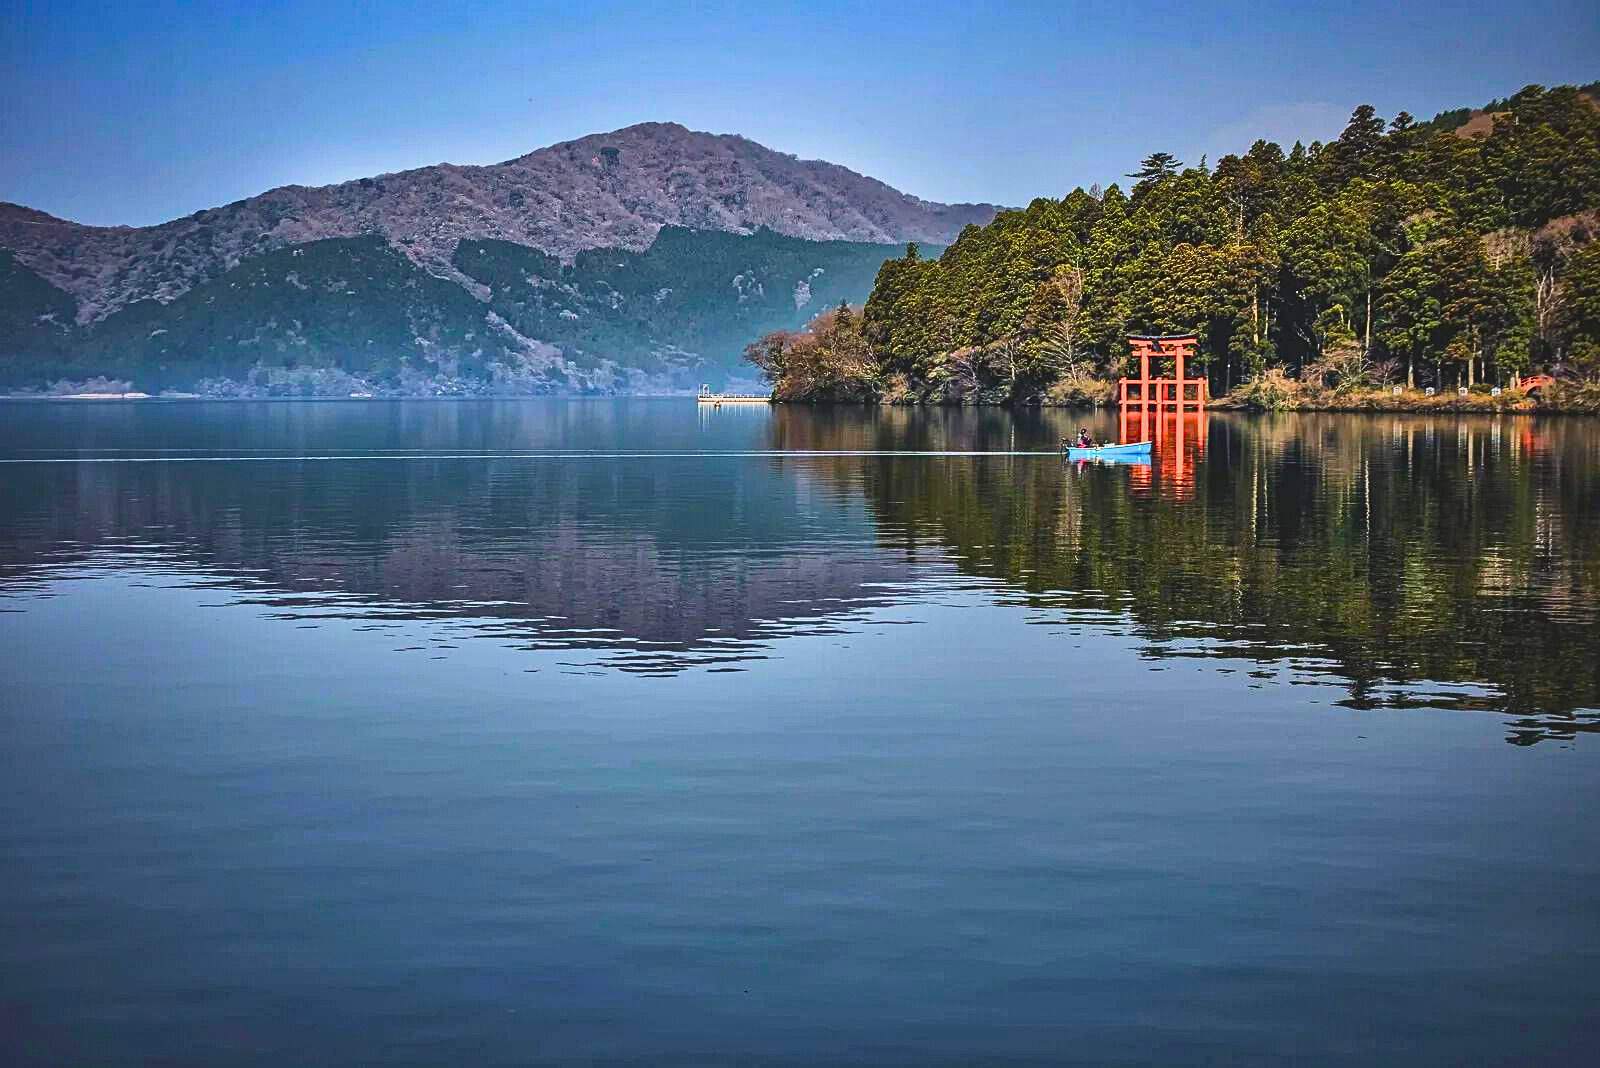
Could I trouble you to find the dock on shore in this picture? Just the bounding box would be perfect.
[697,386,770,405]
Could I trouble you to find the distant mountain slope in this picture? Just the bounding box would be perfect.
[0,123,988,393]
[454,227,903,379]
[63,237,539,393]
[0,251,74,360]
[1,228,940,394]
[0,122,995,323]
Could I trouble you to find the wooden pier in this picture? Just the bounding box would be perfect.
[697,385,771,405]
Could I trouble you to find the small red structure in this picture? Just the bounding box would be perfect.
[1119,335,1207,412]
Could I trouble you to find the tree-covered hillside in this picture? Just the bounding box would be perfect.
[0,228,920,394]
[454,227,916,380]
[0,251,75,367]
[755,83,1600,403]
[0,122,996,324]
[78,237,529,391]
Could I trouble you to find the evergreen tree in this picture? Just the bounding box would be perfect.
[1556,242,1600,375]
[1127,152,1183,181]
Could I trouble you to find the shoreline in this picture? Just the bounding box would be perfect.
[762,395,1599,416]
[763,380,1600,415]
[4,390,1596,415]
[1204,385,1599,415]
[0,392,703,403]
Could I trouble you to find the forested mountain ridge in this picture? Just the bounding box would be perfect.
[753,83,1600,405]
[0,123,990,393]
[1,123,994,322]
[6,229,925,395]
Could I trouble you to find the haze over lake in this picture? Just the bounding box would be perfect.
[2,400,1597,1065]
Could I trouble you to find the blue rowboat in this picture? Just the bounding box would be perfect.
[1062,440,1152,460]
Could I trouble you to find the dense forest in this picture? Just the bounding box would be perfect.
[748,83,1600,405]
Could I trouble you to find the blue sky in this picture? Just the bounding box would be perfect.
[3,0,1596,225]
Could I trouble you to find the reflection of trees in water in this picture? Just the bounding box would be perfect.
[0,453,909,674]
[785,411,1600,742]
[767,403,1093,454]
[2,405,1597,738]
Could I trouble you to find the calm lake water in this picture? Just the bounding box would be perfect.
[2,400,1597,1065]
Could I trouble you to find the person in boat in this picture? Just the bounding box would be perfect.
[1074,428,1095,449]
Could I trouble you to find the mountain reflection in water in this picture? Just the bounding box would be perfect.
[1,400,1596,742]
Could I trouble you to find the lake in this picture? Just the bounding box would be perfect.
[2,400,1597,1065]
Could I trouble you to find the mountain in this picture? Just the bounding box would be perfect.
[0,123,998,393]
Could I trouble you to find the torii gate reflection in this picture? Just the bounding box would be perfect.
[1119,405,1207,497]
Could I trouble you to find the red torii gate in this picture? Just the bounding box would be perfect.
[1119,335,1207,412]
[1116,334,1207,497]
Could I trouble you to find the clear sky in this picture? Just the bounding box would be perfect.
[3,0,1596,226]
